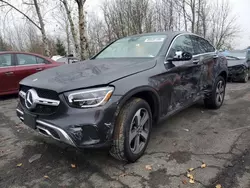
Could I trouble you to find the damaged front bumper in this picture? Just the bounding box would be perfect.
[16,95,121,149]
[228,65,248,81]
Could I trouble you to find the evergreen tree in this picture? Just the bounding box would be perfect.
[0,35,11,51]
[56,38,66,56]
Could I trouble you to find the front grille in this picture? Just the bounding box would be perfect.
[19,85,60,115]
[20,85,59,100]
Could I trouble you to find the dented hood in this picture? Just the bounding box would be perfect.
[20,58,156,93]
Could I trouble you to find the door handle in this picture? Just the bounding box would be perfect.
[36,68,43,71]
[213,55,219,59]
[5,71,13,75]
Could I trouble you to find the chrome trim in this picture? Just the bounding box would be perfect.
[19,91,26,98]
[36,120,76,147]
[19,90,60,107]
[36,125,60,141]
[16,108,24,115]
[16,108,75,147]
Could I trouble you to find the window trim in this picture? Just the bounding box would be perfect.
[190,35,215,55]
[36,56,48,64]
[0,53,14,68]
[165,33,216,64]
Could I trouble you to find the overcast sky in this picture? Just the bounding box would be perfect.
[227,0,250,49]
[86,0,250,49]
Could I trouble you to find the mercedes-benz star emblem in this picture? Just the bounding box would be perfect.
[25,89,38,110]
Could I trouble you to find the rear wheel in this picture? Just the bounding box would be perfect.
[204,76,226,109]
[109,98,152,162]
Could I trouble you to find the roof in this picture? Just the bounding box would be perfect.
[122,31,189,38]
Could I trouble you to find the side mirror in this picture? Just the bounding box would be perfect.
[167,51,193,62]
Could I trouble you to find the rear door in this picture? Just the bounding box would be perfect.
[190,35,216,92]
[13,53,44,90]
[0,53,16,94]
[36,56,57,70]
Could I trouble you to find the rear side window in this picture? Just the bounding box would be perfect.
[199,38,215,52]
[17,54,37,65]
[191,35,215,55]
[37,57,50,64]
[0,54,12,67]
[168,35,194,58]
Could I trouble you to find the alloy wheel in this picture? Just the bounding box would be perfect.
[215,80,225,106]
[129,108,150,154]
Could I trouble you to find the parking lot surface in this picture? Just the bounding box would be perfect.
[1,83,250,188]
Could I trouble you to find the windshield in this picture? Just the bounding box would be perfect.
[95,35,167,59]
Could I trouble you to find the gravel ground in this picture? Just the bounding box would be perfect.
[0,82,250,188]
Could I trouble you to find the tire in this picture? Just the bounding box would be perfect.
[109,98,152,162]
[204,76,226,109]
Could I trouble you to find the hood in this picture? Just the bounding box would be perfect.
[227,59,247,67]
[20,58,156,93]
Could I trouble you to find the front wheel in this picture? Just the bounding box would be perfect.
[109,98,152,162]
[204,76,226,109]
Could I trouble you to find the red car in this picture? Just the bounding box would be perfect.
[0,51,61,96]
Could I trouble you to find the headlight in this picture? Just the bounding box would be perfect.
[65,87,114,108]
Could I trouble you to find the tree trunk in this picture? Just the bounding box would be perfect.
[77,0,89,60]
[196,0,201,34]
[169,0,174,30]
[191,0,196,33]
[33,0,50,57]
[182,0,188,31]
[66,23,71,54]
[61,0,79,57]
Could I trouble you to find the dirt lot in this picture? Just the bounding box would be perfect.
[1,83,250,188]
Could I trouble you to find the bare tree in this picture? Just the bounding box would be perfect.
[75,0,89,60]
[208,0,239,49]
[0,0,51,56]
[102,0,153,39]
[60,0,79,56]
[33,0,50,56]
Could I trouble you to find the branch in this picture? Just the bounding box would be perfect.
[0,0,41,30]
[22,1,35,6]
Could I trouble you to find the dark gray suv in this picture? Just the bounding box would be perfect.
[16,32,228,162]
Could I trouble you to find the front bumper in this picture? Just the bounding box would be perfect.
[228,66,247,81]
[16,95,121,149]
[16,108,76,147]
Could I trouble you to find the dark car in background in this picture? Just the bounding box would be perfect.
[225,50,250,83]
[0,51,61,96]
[16,32,228,162]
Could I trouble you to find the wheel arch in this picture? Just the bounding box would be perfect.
[116,86,161,124]
[218,70,228,82]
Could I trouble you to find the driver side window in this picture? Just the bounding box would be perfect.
[168,35,194,58]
